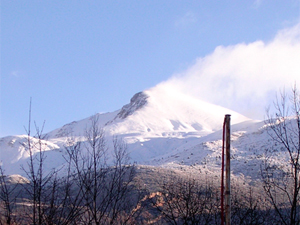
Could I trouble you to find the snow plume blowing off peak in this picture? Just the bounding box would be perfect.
[156,23,300,120]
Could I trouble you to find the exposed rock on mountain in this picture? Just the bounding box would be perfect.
[116,92,149,119]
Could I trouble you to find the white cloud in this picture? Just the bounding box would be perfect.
[156,23,300,120]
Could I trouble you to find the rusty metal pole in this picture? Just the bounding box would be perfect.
[225,114,231,225]
[221,117,226,225]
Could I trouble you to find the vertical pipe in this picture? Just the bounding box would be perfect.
[225,114,231,225]
[221,118,226,225]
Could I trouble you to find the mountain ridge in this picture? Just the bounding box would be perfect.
[0,86,261,178]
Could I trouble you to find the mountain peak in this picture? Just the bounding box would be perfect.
[103,86,251,140]
[116,92,149,119]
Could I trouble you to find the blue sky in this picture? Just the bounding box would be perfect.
[1,0,300,137]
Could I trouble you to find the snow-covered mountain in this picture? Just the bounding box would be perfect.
[47,85,249,140]
[0,85,273,180]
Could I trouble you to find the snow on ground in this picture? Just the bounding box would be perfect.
[0,86,290,181]
[134,119,271,181]
[0,135,63,175]
[2,174,30,184]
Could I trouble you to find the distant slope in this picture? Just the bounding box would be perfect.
[0,135,63,175]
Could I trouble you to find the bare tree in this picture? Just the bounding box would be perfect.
[0,166,20,225]
[65,115,107,224]
[65,114,139,224]
[231,182,271,225]
[151,174,219,225]
[20,99,57,225]
[262,85,300,225]
[0,110,142,224]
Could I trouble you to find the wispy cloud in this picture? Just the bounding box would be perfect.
[253,0,263,8]
[175,11,197,28]
[155,23,300,119]
[10,71,21,77]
